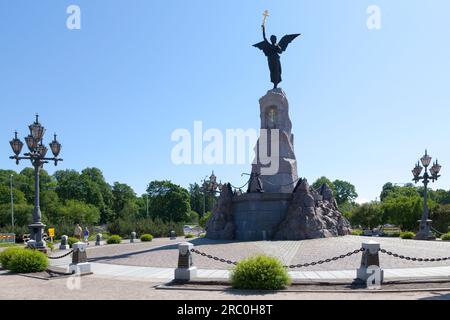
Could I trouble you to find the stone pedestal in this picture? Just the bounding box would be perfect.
[69,242,92,275]
[59,235,70,250]
[357,241,384,283]
[252,88,298,194]
[174,242,197,281]
[414,220,436,241]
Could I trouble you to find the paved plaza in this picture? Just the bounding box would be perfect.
[42,235,450,284]
[72,236,450,271]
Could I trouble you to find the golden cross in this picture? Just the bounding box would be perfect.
[262,10,269,26]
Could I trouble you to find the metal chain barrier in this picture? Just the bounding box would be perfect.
[380,249,450,262]
[47,250,74,260]
[286,248,364,269]
[191,248,364,268]
[191,248,238,265]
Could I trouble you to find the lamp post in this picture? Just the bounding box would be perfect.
[412,150,442,240]
[10,174,14,228]
[9,114,63,251]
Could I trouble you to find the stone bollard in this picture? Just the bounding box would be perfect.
[357,241,384,283]
[131,232,137,243]
[59,235,70,250]
[69,242,92,275]
[95,233,102,246]
[174,242,197,281]
[170,230,177,240]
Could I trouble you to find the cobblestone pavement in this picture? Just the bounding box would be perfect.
[1,273,449,300]
[81,236,450,271]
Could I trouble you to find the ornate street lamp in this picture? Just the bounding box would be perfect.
[201,171,222,216]
[412,150,442,240]
[8,115,63,252]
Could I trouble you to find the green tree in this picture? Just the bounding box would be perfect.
[112,182,136,212]
[382,195,431,231]
[189,182,216,217]
[333,180,358,205]
[312,177,336,193]
[59,200,100,226]
[348,202,383,229]
[430,204,450,233]
[146,181,190,222]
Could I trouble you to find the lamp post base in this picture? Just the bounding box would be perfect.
[28,222,47,252]
[414,220,436,241]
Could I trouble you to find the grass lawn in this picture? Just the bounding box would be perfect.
[0,243,21,248]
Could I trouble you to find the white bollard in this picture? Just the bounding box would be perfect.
[356,241,384,283]
[174,242,197,281]
[69,242,92,275]
[59,235,70,250]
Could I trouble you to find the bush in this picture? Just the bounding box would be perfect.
[199,212,212,229]
[384,232,400,238]
[8,249,48,273]
[68,237,79,248]
[46,242,55,251]
[351,229,363,236]
[400,232,415,239]
[230,255,291,290]
[140,234,153,242]
[441,233,450,241]
[107,235,122,244]
[0,247,24,269]
[107,218,184,238]
[199,233,206,238]
[185,233,195,239]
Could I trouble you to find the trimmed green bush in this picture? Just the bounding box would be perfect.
[199,233,206,238]
[185,233,195,239]
[140,234,153,242]
[68,237,79,248]
[384,232,400,238]
[0,247,24,269]
[441,233,450,241]
[400,231,415,239]
[351,229,363,236]
[46,242,55,251]
[8,249,48,273]
[107,235,122,244]
[231,255,291,290]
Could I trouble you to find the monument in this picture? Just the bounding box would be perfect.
[206,11,352,241]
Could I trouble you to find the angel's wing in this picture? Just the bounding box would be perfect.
[253,41,271,56]
[278,34,301,52]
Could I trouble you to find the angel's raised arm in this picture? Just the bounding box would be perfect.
[262,25,268,43]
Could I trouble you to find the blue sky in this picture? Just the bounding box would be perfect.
[1,0,449,202]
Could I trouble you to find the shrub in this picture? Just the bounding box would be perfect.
[351,229,363,236]
[230,255,291,290]
[140,234,153,242]
[441,233,450,241]
[0,247,24,269]
[8,249,48,273]
[400,232,415,239]
[199,233,206,238]
[107,235,122,244]
[46,242,55,251]
[185,233,195,239]
[68,237,79,248]
[107,218,184,238]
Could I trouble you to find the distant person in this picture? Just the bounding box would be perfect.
[74,224,82,241]
[83,227,90,244]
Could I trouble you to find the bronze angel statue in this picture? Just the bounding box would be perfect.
[253,11,301,89]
